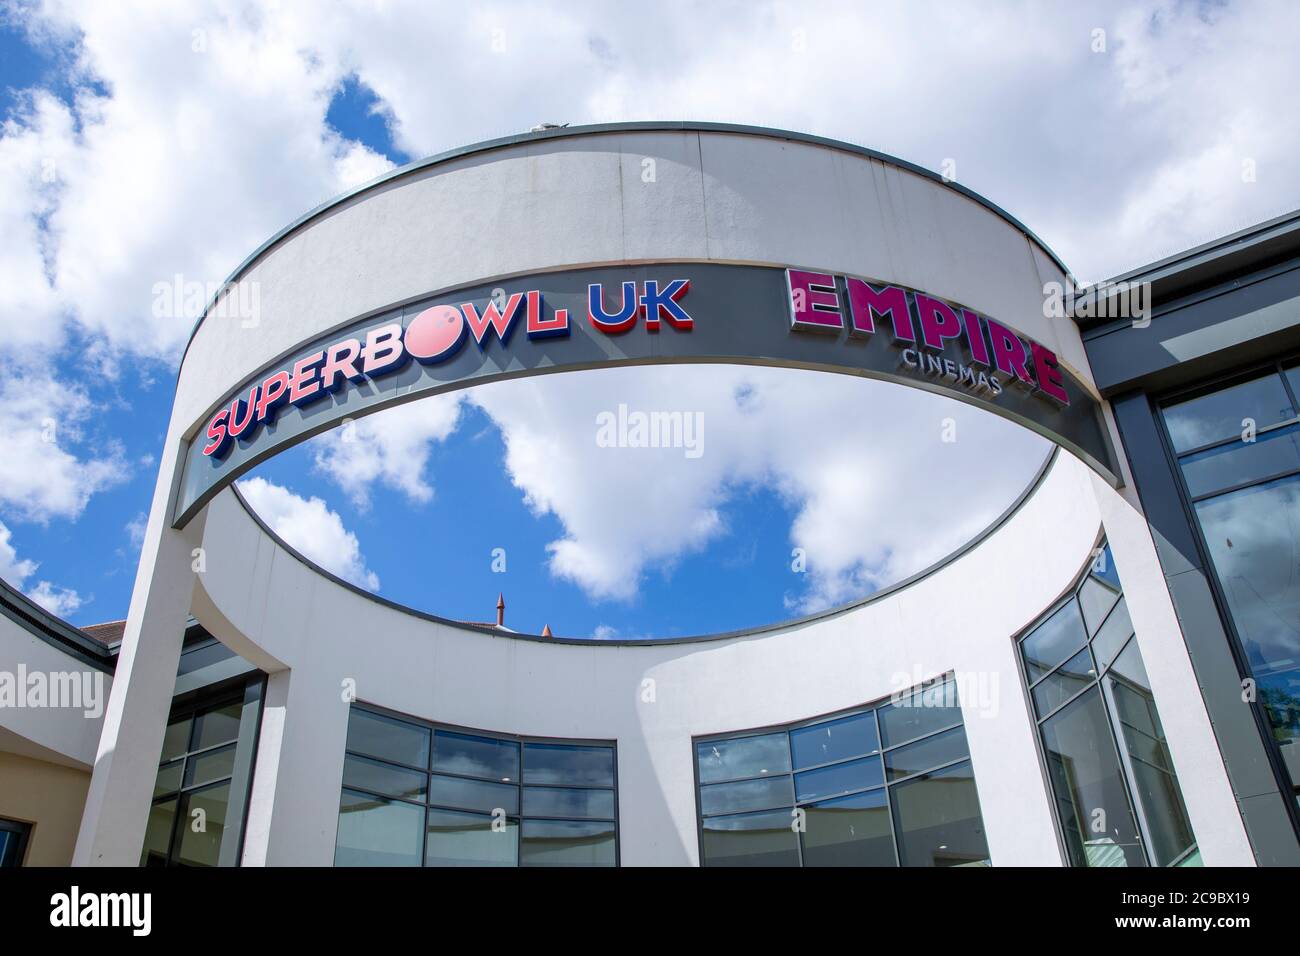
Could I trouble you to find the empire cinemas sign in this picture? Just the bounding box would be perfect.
[785,269,1070,407]
[176,262,1116,525]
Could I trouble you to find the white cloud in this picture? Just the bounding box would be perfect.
[311,395,464,509]
[0,374,129,522]
[237,476,379,590]
[466,365,1048,610]
[24,579,83,617]
[0,519,83,617]
[125,511,147,549]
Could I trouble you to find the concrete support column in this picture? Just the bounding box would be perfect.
[73,485,204,865]
[241,663,350,866]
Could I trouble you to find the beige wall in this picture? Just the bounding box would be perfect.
[0,752,91,866]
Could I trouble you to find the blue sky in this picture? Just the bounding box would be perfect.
[2,1,1298,637]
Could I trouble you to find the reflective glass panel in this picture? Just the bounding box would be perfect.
[1020,599,1087,684]
[425,808,517,867]
[522,743,614,787]
[345,708,430,768]
[1032,647,1098,719]
[342,753,426,802]
[335,788,423,867]
[794,755,883,802]
[700,809,800,867]
[183,743,236,789]
[790,711,879,769]
[1078,575,1121,637]
[1091,598,1134,672]
[700,775,795,816]
[432,730,519,782]
[1039,688,1146,867]
[803,789,896,867]
[890,761,989,867]
[522,787,615,820]
[160,716,191,762]
[154,759,183,798]
[428,773,518,815]
[1163,373,1293,452]
[141,798,177,867]
[520,819,616,867]
[175,783,229,867]
[191,700,242,751]
[884,726,969,781]
[695,732,791,784]
[1179,423,1300,498]
[878,680,962,748]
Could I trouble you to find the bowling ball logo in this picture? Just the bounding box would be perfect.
[404,304,466,363]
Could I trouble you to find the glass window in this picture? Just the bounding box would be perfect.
[695,677,987,866]
[425,809,517,867]
[142,688,259,868]
[790,711,879,769]
[1020,599,1087,683]
[878,679,962,747]
[802,790,895,866]
[1178,422,1300,498]
[1163,372,1293,452]
[695,732,790,784]
[432,730,519,782]
[1020,542,1197,866]
[335,789,423,867]
[700,809,801,867]
[336,705,617,867]
[520,820,617,867]
[523,742,615,787]
[345,708,429,768]
[0,819,32,868]
[890,762,990,866]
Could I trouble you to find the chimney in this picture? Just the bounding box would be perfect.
[496,593,505,628]
[541,624,553,638]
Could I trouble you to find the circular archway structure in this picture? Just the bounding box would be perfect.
[73,124,1254,871]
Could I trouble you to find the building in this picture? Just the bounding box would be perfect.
[1,123,1297,867]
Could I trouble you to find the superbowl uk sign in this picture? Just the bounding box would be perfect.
[174,263,1117,525]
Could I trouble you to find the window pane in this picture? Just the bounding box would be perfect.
[335,788,423,867]
[1179,423,1300,498]
[1032,647,1098,719]
[520,819,616,867]
[1039,688,1146,867]
[141,798,177,867]
[1105,641,1197,867]
[174,783,230,867]
[342,753,426,802]
[1020,599,1087,684]
[802,789,896,866]
[890,761,990,866]
[1195,474,1300,795]
[428,773,518,815]
[523,787,615,820]
[885,726,969,781]
[878,680,962,747]
[425,808,517,867]
[346,708,429,768]
[0,824,29,868]
[700,775,794,816]
[696,732,791,784]
[1090,544,1121,592]
[1163,373,1293,453]
[160,716,191,762]
[154,759,183,797]
[1078,575,1121,637]
[790,711,879,769]
[432,730,519,782]
[1092,598,1134,672]
[522,742,614,787]
[183,743,236,789]
[191,700,242,751]
[700,809,800,867]
[794,755,883,802]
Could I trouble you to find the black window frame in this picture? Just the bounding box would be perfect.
[336,701,620,867]
[0,817,32,867]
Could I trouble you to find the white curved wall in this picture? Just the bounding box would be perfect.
[191,452,1107,866]
[76,126,1252,867]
